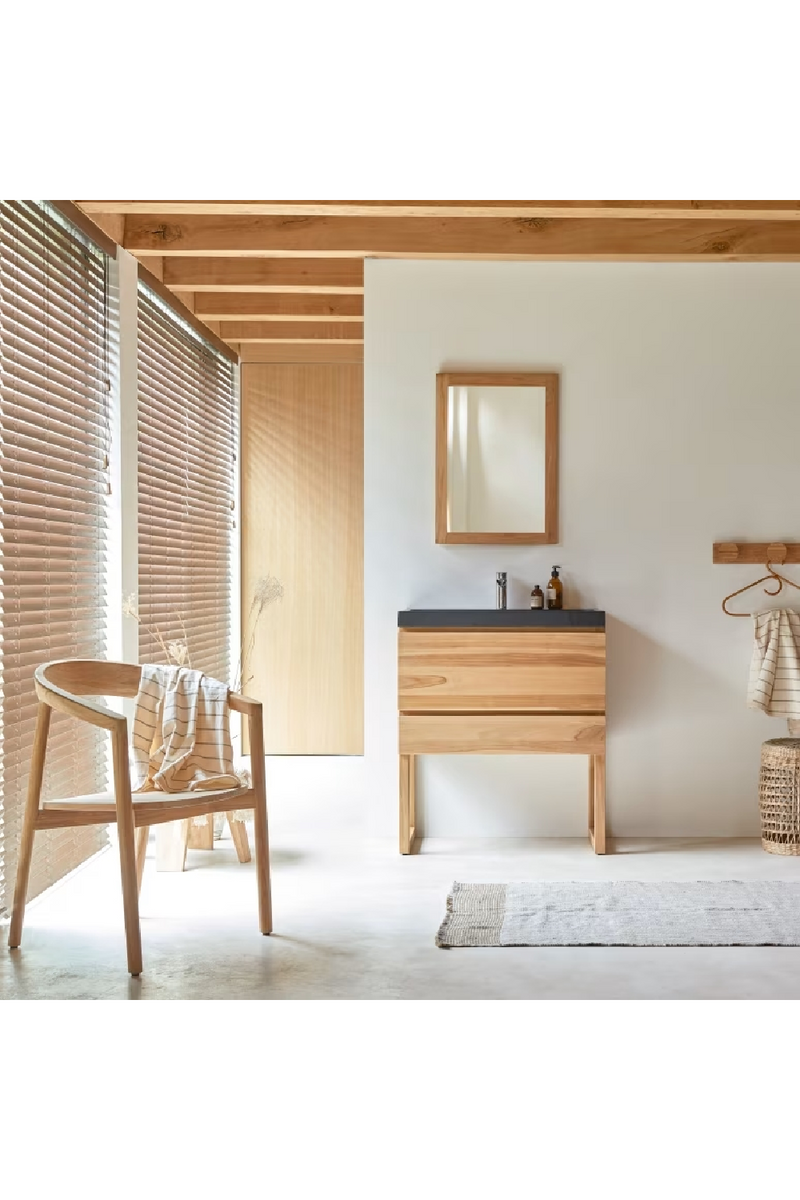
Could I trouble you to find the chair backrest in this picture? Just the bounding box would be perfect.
[38,659,143,699]
[34,659,257,731]
[32,660,144,732]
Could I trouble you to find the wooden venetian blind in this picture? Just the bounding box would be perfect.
[137,284,236,682]
[0,200,111,918]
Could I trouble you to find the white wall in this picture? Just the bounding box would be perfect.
[363,259,800,838]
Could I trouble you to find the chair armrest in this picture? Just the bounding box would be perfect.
[228,691,262,717]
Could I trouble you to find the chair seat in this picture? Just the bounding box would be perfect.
[37,784,255,830]
[42,784,252,811]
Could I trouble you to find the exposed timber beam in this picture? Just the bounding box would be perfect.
[193,292,363,321]
[161,257,364,292]
[123,216,800,261]
[235,342,364,364]
[219,321,363,343]
[79,200,800,221]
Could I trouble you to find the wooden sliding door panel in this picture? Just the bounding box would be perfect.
[241,363,363,753]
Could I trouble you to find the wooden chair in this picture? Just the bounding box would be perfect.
[7,659,272,976]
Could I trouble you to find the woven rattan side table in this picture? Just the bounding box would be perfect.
[759,739,800,855]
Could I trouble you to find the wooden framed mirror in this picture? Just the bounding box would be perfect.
[435,371,559,545]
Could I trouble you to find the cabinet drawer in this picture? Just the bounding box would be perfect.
[399,714,605,754]
[398,628,605,713]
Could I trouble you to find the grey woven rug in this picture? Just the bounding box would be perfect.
[436,881,800,947]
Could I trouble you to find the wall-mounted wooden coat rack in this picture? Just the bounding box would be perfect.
[713,542,800,564]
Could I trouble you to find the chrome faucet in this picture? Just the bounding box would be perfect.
[496,572,507,610]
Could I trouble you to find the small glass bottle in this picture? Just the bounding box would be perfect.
[530,584,544,610]
[546,566,563,610]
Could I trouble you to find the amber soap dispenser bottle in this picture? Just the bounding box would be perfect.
[546,566,563,610]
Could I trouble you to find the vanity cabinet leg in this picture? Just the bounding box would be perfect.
[588,755,595,843]
[400,753,417,854]
[589,753,606,854]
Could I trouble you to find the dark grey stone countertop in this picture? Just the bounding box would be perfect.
[397,609,605,628]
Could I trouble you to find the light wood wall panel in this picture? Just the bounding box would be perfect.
[242,363,363,753]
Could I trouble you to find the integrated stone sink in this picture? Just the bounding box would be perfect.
[397,609,605,628]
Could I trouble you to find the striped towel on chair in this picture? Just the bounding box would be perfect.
[131,664,242,794]
[747,609,800,734]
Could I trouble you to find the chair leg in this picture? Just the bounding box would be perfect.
[8,703,51,949]
[227,813,251,863]
[113,726,143,975]
[248,707,272,934]
[135,826,149,896]
[187,814,214,851]
[156,819,191,872]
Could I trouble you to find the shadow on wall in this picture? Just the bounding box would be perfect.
[606,615,739,733]
[607,616,767,836]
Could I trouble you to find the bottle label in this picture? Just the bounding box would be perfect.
[546,588,556,601]
[531,596,543,609]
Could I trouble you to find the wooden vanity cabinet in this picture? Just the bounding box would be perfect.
[397,621,607,854]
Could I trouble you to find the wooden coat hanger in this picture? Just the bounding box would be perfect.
[722,560,800,616]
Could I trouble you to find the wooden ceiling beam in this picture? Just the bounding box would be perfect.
[79,200,800,221]
[193,292,363,321]
[236,342,364,364]
[161,257,364,292]
[219,321,363,343]
[124,215,800,260]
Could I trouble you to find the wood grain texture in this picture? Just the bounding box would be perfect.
[588,756,596,837]
[194,293,363,321]
[399,754,417,853]
[135,826,149,894]
[228,816,251,863]
[156,819,191,870]
[590,754,607,853]
[7,703,51,949]
[219,321,363,342]
[398,629,606,713]
[187,815,214,850]
[434,374,449,544]
[435,372,558,544]
[38,787,254,827]
[53,204,123,253]
[400,714,605,754]
[162,258,364,292]
[79,200,800,220]
[112,722,143,975]
[713,541,800,564]
[247,697,272,934]
[122,214,800,260]
[236,343,364,364]
[242,363,364,753]
[137,261,238,362]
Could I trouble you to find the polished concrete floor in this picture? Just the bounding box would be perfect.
[3,831,800,999]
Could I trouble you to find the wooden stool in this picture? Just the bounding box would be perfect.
[154,813,251,873]
[759,738,800,855]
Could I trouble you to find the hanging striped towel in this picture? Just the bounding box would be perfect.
[747,609,800,734]
[131,664,244,794]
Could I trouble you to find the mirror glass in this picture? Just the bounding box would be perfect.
[446,384,547,534]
